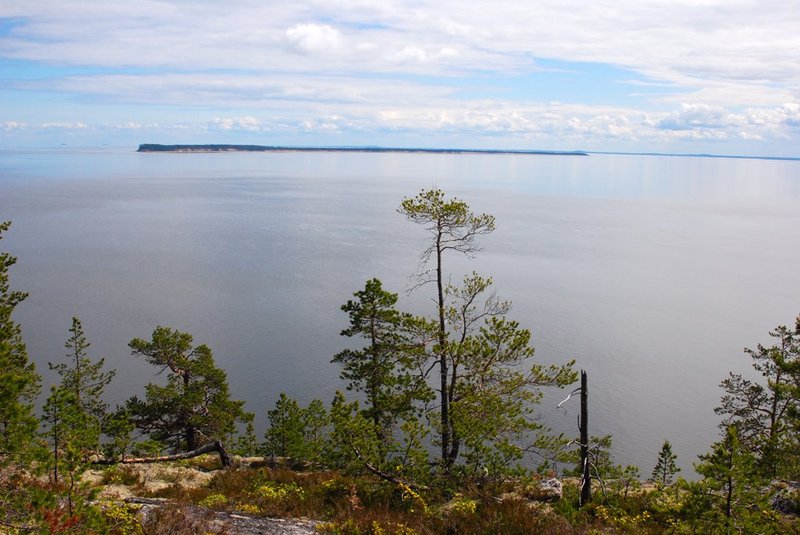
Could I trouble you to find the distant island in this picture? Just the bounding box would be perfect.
[137,144,588,156]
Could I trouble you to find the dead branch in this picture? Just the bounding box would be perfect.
[348,443,427,492]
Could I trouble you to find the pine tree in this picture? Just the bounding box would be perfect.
[102,406,135,461]
[399,189,495,467]
[263,393,306,458]
[692,425,772,533]
[262,395,330,462]
[323,190,579,483]
[302,399,329,463]
[233,417,258,457]
[127,326,252,453]
[716,317,800,478]
[651,439,680,486]
[326,391,383,473]
[48,317,115,452]
[333,278,432,444]
[0,221,40,461]
[41,385,98,508]
[399,191,576,473]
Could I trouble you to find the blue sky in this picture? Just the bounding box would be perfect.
[1,0,799,156]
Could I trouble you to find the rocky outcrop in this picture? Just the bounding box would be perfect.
[771,481,800,515]
[128,498,319,535]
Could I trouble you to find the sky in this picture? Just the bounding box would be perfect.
[1,0,799,156]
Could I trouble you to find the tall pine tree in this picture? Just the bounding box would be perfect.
[399,189,495,468]
[48,317,115,449]
[333,278,432,444]
[0,221,40,461]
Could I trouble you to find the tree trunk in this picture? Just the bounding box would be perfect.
[183,372,197,451]
[580,370,591,506]
[436,232,450,469]
[93,440,232,468]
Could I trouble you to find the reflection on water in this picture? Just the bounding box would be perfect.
[1,149,799,474]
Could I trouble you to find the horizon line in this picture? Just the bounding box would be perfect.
[135,143,800,162]
[586,150,800,162]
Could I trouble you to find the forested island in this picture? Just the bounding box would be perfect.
[137,143,589,156]
[1,190,800,534]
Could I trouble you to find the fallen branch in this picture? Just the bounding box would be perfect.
[0,518,36,532]
[124,497,169,506]
[93,440,232,468]
[348,443,427,492]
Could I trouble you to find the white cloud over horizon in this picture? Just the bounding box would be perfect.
[1,0,799,155]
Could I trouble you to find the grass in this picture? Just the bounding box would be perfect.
[133,465,629,534]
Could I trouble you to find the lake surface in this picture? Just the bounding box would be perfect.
[1,147,799,475]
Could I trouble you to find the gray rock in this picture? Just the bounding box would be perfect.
[537,478,563,501]
[126,497,319,535]
[214,513,319,535]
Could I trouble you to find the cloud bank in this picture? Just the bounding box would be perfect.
[1,0,798,154]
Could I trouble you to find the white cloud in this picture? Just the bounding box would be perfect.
[209,116,267,132]
[391,45,428,63]
[2,0,800,152]
[388,45,460,64]
[113,121,161,130]
[370,99,800,147]
[4,98,796,154]
[1,121,27,131]
[0,5,714,77]
[4,0,797,97]
[40,121,87,130]
[656,104,734,131]
[285,23,343,55]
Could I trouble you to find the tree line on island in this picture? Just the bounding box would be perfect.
[136,143,589,156]
[1,190,799,533]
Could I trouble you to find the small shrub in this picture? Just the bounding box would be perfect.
[447,495,478,516]
[176,454,222,472]
[206,467,254,497]
[255,481,306,501]
[248,480,308,516]
[234,502,261,514]
[101,465,142,486]
[396,481,428,514]
[317,517,422,535]
[198,493,229,509]
[99,500,143,534]
[594,504,652,531]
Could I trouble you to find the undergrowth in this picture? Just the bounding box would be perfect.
[7,456,800,534]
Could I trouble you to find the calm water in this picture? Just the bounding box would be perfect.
[1,147,799,475]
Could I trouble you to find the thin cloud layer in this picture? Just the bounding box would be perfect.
[0,0,798,154]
